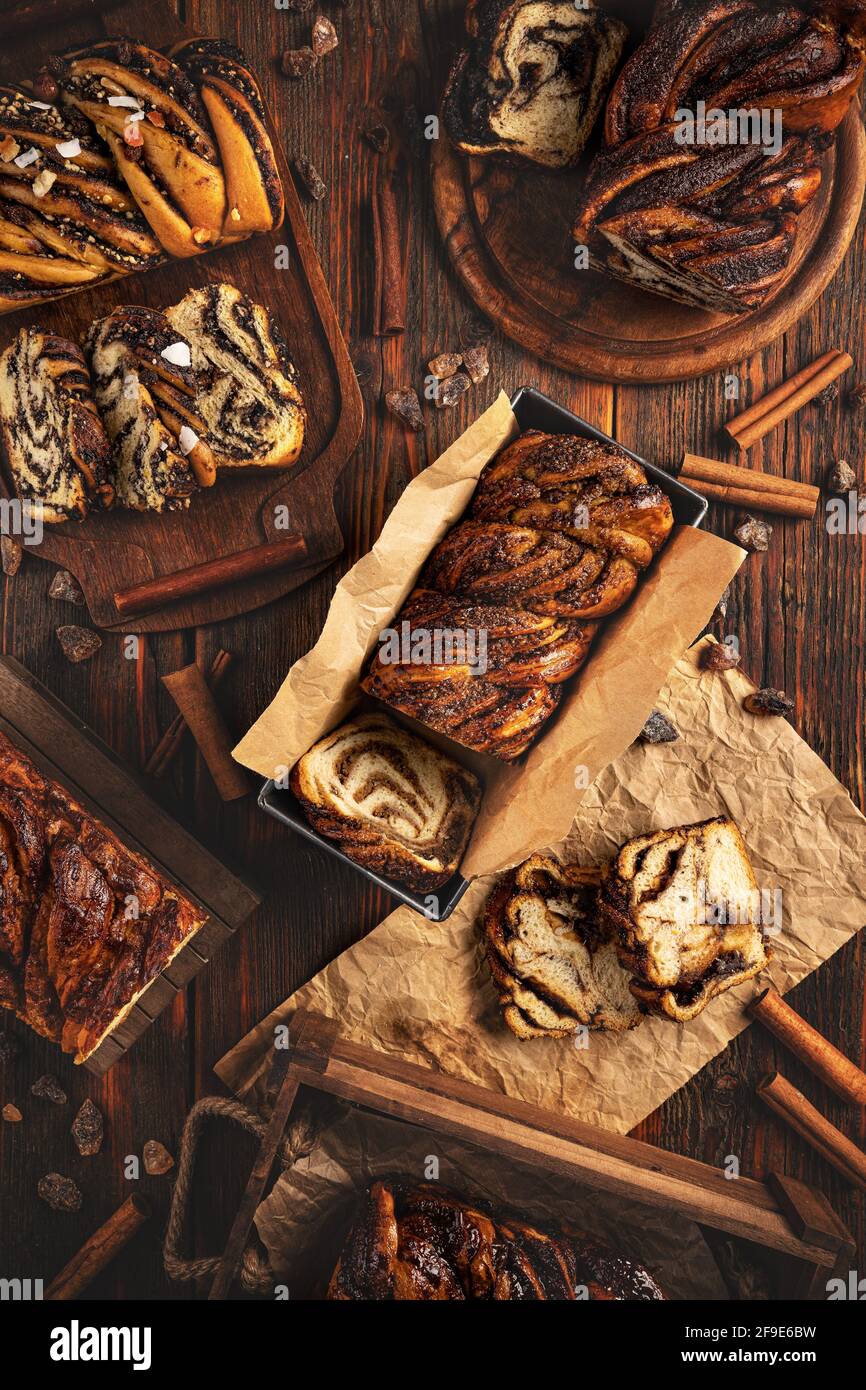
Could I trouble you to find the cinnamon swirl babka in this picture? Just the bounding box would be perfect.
[0,328,114,523]
[165,284,306,471]
[290,713,482,891]
[483,853,642,1039]
[363,430,672,762]
[0,729,206,1062]
[86,305,217,512]
[573,0,866,312]
[443,1,628,168]
[329,1181,666,1300]
[599,817,770,1021]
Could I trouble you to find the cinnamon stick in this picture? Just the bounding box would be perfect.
[680,477,818,520]
[757,1072,866,1191]
[45,1194,151,1300]
[724,350,853,451]
[749,987,866,1106]
[145,650,233,778]
[372,175,405,336]
[113,535,307,620]
[682,454,819,501]
[162,664,249,801]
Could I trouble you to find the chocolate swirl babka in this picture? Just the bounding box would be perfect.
[290,713,482,891]
[573,0,866,313]
[165,284,305,470]
[86,305,216,512]
[362,431,672,763]
[0,82,161,310]
[443,1,628,168]
[329,1181,666,1300]
[599,817,770,1022]
[0,328,114,523]
[483,854,642,1039]
[0,729,206,1062]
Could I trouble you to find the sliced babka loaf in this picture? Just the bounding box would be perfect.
[290,712,482,891]
[443,2,628,168]
[165,284,305,470]
[169,39,284,237]
[86,305,216,513]
[0,328,114,523]
[0,82,161,311]
[54,40,227,259]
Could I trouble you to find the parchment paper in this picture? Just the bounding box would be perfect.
[255,1100,730,1300]
[233,392,745,879]
[218,638,866,1134]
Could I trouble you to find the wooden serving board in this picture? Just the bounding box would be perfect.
[0,656,260,1074]
[432,103,866,385]
[0,0,363,630]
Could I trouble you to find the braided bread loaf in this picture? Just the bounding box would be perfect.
[289,713,482,891]
[0,328,113,522]
[443,1,628,169]
[574,1,865,312]
[363,431,672,762]
[329,1181,666,1300]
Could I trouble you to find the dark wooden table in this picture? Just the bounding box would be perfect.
[1,0,864,1299]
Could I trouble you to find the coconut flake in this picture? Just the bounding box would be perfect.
[55,139,82,159]
[107,95,141,108]
[28,100,53,111]
[13,146,40,168]
[32,169,57,198]
[161,341,191,369]
[178,425,199,457]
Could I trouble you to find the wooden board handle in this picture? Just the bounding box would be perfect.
[113,535,308,619]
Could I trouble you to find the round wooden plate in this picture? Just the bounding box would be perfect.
[432,106,866,383]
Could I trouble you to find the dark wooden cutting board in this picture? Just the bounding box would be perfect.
[0,0,363,630]
[0,655,260,1075]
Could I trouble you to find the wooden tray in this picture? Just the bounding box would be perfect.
[0,0,363,630]
[207,1010,855,1300]
[0,656,260,1074]
[432,105,866,385]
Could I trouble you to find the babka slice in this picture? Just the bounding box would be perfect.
[483,854,642,1039]
[0,328,114,523]
[290,713,482,891]
[169,39,284,238]
[165,284,305,471]
[55,39,227,259]
[599,816,770,1022]
[86,305,216,513]
[443,1,628,168]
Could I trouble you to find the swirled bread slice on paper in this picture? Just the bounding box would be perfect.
[169,38,284,238]
[470,430,674,567]
[86,305,217,512]
[166,284,305,470]
[0,328,114,523]
[483,853,642,1039]
[599,816,770,1022]
[443,2,628,168]
[290,713,482,891]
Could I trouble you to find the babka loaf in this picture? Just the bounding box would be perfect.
[599,816,770,1021]
[470,430,674,566]
[364,430,672,762]
[443,2,628,168]
[0,328,114,523]
[86,305,217,512]
[329,1181,666,1300]
[573,1,866,313]
[483,853,642,1039]
[290,713,482,891]
[0,81,161,311]
[0,729,206,1062]
[168,39,284,238]
[165,284,305,471]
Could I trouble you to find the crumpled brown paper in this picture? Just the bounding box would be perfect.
[254,1099,729,1300]
[232,391,745,879]
[217,638,866,1134]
